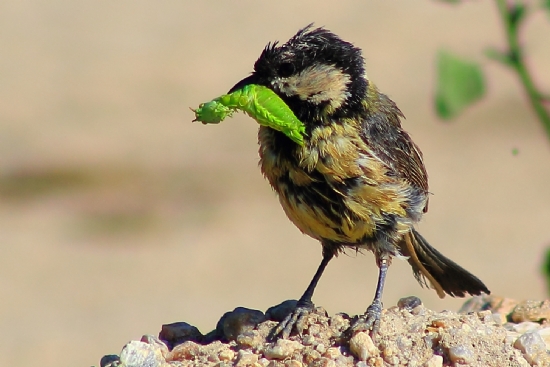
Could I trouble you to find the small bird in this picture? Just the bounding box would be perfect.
[226,25,489,338]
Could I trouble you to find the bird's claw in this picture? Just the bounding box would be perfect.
[269,301,314,340]
[348,300,383,336]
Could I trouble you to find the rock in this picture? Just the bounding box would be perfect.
[235,350,259,366]
[264,339,303,359]
[397,296,422,310]
[119,340,166,367]
[100,355,121,367]
[99,296,550,367]
[159,322,203,349]
[448,345,475,364]
[423,355,443,367]
[512,300,550,323]
[513,331,548,364]
[216,307,266,341]
[349,332,377,361]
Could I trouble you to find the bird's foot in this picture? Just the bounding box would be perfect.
[348,299,383,337]
[269,300,314,340]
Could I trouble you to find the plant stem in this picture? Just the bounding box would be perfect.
[495,0,550,139]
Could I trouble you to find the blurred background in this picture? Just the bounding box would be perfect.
[1,1,550,366]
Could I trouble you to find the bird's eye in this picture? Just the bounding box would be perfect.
[278,62,295,78]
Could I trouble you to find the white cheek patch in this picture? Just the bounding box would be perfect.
[275,64,351,109]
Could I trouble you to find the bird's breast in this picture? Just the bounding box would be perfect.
[258,124,416,245]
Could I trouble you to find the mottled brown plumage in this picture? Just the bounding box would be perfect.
[227,25,489,338]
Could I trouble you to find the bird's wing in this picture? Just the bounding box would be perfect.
[359,90,429,211]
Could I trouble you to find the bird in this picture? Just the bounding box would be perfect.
[225,24,490,338]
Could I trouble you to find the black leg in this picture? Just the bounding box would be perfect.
[271,247,335,339]
[350,256,390,336]
[296,248,334,307]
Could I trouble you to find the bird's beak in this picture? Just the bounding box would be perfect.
[228,74,261,94]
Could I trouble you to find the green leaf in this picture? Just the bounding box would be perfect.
[435,50,486,120]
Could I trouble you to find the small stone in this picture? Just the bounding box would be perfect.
[430,319,447,329]
[511,300,550,323]
[334,355,352,367]
[396,336,412,350]
[140,335,169,358]
[236,350,259,366]
[491,312,506,325]
[159,322,203,348]
[513,331,547,364]
[284,360,303,367]
[236,330,265,349]
[397,296,422,310]
[217,307,266,341]
[323,347,341,359]
[303,349,322,365]
[302,335,315,346]
[266,300,298,322]
[329,314,349,332]
[219,349,235,362]
[166,340,200,361]
[368,356,384,367]
[315,343,326,353]
[100,355,120,367]
[119,340,165,367]
[513,321,540,334]
[423,355,443,367]
[448,345,474,364]
[264,339,303,359]
[349,332,378,361]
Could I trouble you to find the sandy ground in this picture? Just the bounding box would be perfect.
[1,2,550,367]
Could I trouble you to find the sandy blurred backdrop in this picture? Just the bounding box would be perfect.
[1,1,550,366]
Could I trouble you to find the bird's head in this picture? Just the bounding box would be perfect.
[229,25,368,124]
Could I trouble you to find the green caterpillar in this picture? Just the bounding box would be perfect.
[193,84,306,145]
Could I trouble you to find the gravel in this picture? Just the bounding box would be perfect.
[99,295,550,367]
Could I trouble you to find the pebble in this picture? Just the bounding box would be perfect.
[236,350,259,366]
[99,295,550,367]
[423,355,443,367]
[217,307,266,341]
[513,322,541,334]
[349,332,378,361]
[448,345,474,364]
[284,360,302,367]
[218,349,235,362]
[397,296,422,310]
[264,339,303,359]
[167,341,200,361]
[512,300,550,323]
[159,322,202,349]
[329,314,349,331]
[119,340,165,367]
[513,331,547,364]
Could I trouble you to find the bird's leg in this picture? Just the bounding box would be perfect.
[271,247,335,340]
[350,255,390,336]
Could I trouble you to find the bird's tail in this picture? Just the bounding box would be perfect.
[399,229,490,298]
